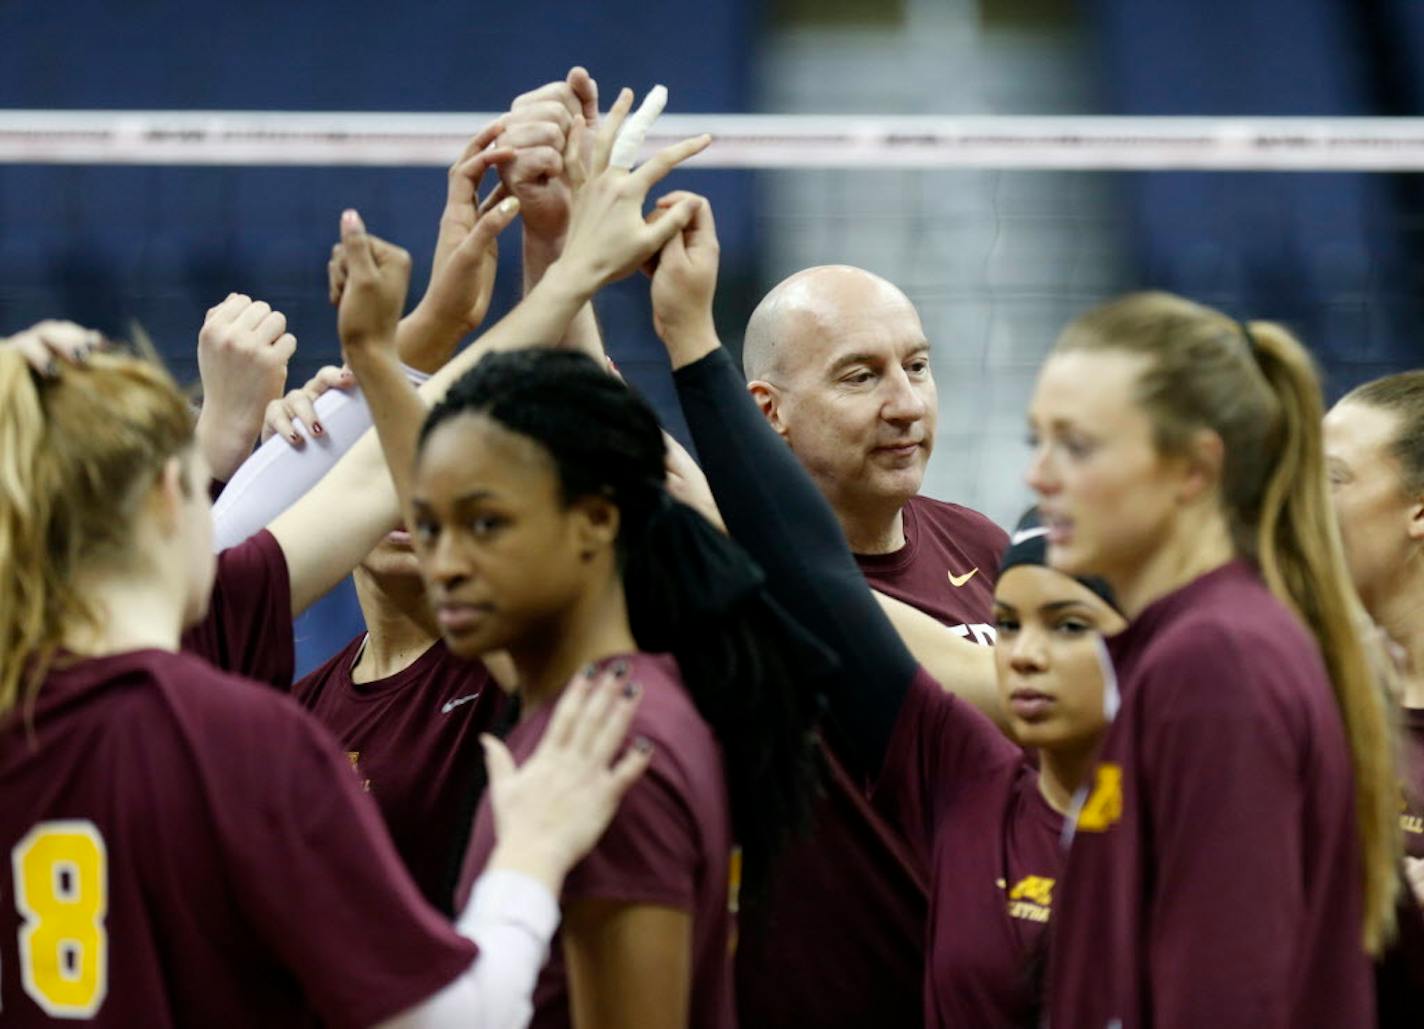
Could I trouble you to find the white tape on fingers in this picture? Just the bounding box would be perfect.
[608,85,668,170]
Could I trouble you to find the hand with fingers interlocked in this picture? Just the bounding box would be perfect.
[0,320,106,376]
[261,364,357,447]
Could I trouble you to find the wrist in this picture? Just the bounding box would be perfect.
[657,319,721,370]
[399,306,463,366]
[485,837,573,899]
[534,258,599,312]
[194,403,259,480]
[522,231,566,293]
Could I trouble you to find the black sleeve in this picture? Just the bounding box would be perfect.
[673,346,918,772]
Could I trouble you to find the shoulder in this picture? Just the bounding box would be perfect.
[907,496,1010,564]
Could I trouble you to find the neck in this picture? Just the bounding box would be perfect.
[62,568,184,657]
[1037,740,1098,816]
[351,567,441,683]
[1111,509,1236,619]
[1374,554,1424,708]
[508,570,638,714]
[839,501,907,556]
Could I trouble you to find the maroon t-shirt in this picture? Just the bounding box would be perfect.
[873,668,1059,1027]
[458,652,735,1029]
[295,636,509,910]
[181,529,295,690]
[1048,561,1373,1028]
[1402,706,1424,860]
[0,648,475,1027]
[735,494,1007,1028]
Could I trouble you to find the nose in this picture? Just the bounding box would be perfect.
[1025,439,1058,498]
[1008,627,1048,675]
[426,530,472,591]
[881,365,929,424]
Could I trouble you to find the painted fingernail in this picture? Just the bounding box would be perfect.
[289,432,302,444]
[45,360,58,377]
[634,736,654,755]
[580,661,600,679]
[311,422,324,436]
[498,197,520,215]
[622,680,641,700]
[611,658,630,680]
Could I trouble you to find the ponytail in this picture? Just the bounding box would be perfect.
[1057,293,1400,951]
[1248,322,1400,953]
[0,346,195,729]
[424,347,826,894]
[623,496,828,893]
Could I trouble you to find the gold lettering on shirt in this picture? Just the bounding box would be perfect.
[1403,813,1424,836]
[346,751,372,793]
[1005,875,1055,923]
[1076,763,1123,832]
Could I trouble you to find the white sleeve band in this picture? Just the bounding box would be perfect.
[209,364,431,552]
[377,870,561,1029]
[608,84,667,169]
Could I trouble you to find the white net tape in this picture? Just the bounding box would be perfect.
[5,110,1424,169]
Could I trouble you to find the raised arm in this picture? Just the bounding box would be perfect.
[647,194,918,772]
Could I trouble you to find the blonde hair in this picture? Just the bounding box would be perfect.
[1057,291,1400,952]
[0,348,195,725]
[1342,369,1424,496]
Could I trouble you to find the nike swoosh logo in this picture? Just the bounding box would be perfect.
[947,568,979,588]
[441,693,481,714]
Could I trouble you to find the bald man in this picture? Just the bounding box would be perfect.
[733,266,1007,1029]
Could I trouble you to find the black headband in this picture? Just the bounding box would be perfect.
[998,516,1122,614]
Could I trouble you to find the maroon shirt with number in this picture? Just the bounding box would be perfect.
[0,648,476,1027]
[734,493,1008,1028]
[181,530,295,690]
[1403,706,1424,860]
[458,652,734,1029]
[296,636,509,910]
[1047,561,1373,1028]
[873,668,1063,1027]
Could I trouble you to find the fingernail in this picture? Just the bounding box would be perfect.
[580,661,600,679]
[622,680,641,700]
[498,197,520,215]
[634,736,654,755]
[311,422,324,436]
[289,432,302,444]
[611,658,630,680]
[45,360,58,377]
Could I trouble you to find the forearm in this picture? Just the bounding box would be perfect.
[671,345,918,770]
[396,308,463,375]
[874,591,1008,733]
[524,232,603,362]
[345,340,427,523]
[380,869,560,1029]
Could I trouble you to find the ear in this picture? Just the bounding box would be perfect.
[149,456,187,534]
[569,493,621,560]
[1177,428,1225,506]
[747,380,790,439]
[1407,493,1424,543]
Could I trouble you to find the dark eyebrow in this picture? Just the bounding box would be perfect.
[1040,600,1097,617]
[993,600,1018,615]
[411,489,498,512]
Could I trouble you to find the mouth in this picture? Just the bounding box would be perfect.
[872,441,922,460]
[1038,510,1073,546]
[434,601,493,634]
[1008,688,1056,721]
[385,529,413,547]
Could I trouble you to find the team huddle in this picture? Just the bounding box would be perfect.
[1,67,1423,1028]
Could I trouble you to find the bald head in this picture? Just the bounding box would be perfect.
[742,266,920,382]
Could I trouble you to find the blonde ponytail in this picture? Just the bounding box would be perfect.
[0,347,195,727]
[1249,322,1399,953]
[1057,293,1400,951]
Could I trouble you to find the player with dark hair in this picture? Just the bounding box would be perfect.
[0,323,656,1027]
[336,94,824,1029]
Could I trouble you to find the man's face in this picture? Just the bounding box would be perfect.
[756,286,936,516]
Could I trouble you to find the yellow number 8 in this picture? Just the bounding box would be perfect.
[11,820,108,1017]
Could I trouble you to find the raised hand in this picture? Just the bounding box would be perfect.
[332,210,413,364]
[195,294,298,480]
[406,120,518,343]
[496,67,599,245]
[482,663,652,893]
[648,191,721,357]
[0,320,104,376]
[262,364,356,446]
[554,86,712,290]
